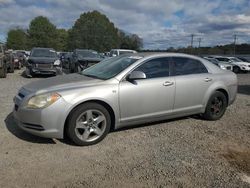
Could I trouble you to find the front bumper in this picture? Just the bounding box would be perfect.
[13,96,71,139]
[239,66,250,71]
[30,67,62,75]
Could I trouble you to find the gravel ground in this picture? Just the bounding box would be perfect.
[0,69,250,188]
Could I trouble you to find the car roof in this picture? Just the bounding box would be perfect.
[32,47,55,50]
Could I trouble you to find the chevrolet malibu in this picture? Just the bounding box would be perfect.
[13,53,237,146]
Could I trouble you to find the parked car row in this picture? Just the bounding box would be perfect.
[0,46,25,78]
[203,55,250,73]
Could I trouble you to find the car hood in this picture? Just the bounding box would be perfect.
[29,57,58,64]
[23,73,103,93]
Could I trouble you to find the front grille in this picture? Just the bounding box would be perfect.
[226,67,232,70]
[23,123,45,131]
[36,63,53,69]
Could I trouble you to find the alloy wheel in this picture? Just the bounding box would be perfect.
[75,109,106,142]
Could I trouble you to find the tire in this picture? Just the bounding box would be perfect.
[18,62,22,70]
[233,66,241,73]
[203,91,227,121]
[9,63,14,73]
[0,65,7,78]
[66,102,111,146]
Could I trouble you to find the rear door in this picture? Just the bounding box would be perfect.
[172,57,212,113]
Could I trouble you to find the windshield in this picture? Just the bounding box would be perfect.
[31,49,57,58]
[80,56,141,80]
[230,57,242,62]
[77,50,100,58]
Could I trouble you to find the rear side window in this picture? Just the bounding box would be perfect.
[134,57,170,79]
[172,57,208,76]
[216,57,229,62]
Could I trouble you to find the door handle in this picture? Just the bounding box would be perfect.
[163,81,174,86]
[204,78,212,82]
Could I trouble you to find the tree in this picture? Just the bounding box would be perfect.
[6,28,27,50]
[68,11,121,51]
[28,16,59,49]
[119,31,143,50]
[57,29,68,51]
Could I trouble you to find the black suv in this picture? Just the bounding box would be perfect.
[69,49,104,73]
[26,48,62,77]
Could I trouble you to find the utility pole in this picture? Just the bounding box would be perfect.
[233,34,237,56]
[190,34,194,48]
[198,38,202,56]
[190,34,195,54]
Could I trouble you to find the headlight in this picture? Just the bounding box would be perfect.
[26,93,61,109]
[54,60,61,66]
[220,65,227,69]
[14,59,18,62]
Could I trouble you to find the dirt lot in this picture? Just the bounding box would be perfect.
[0,70,250,188]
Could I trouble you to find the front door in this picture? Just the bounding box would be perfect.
[119,57,175,122]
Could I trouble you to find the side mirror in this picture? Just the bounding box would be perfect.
[128,71,146,80]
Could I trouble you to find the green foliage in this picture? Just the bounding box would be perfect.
[6,11,143,52]
[6,28,27,50]
[119,31,143,50]
[57,29,68,51]
[68,11,121,51]
[28,16,58,49]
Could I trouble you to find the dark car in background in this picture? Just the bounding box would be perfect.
[60,52,72,69]
[12,53,22,69]
[25,48,62,77]
[69,49,104,73]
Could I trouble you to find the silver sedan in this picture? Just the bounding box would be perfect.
[13,53,237,146]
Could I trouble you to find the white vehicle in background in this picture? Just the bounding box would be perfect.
[110,49,137,57]
[203,57,233,71]
[212,56,250,73]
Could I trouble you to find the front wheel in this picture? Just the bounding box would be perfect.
[66,103,111,146]
[233,66,241,73]
[202,91,227,121]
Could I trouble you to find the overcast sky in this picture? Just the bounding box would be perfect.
[0,0,250,49]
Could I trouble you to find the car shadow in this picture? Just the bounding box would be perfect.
[238,85,250,96]
[4,113,56,144]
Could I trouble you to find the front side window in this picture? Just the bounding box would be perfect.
[172,57,208,76]
[134,57,170,79]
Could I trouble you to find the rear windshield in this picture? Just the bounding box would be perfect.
[31,49,57,58]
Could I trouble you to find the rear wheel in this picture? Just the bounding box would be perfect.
[18,62,22,70]
[203,91,227,120]
[9,63,14,73]
[0,64,7,78]
[66,103,111,146]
